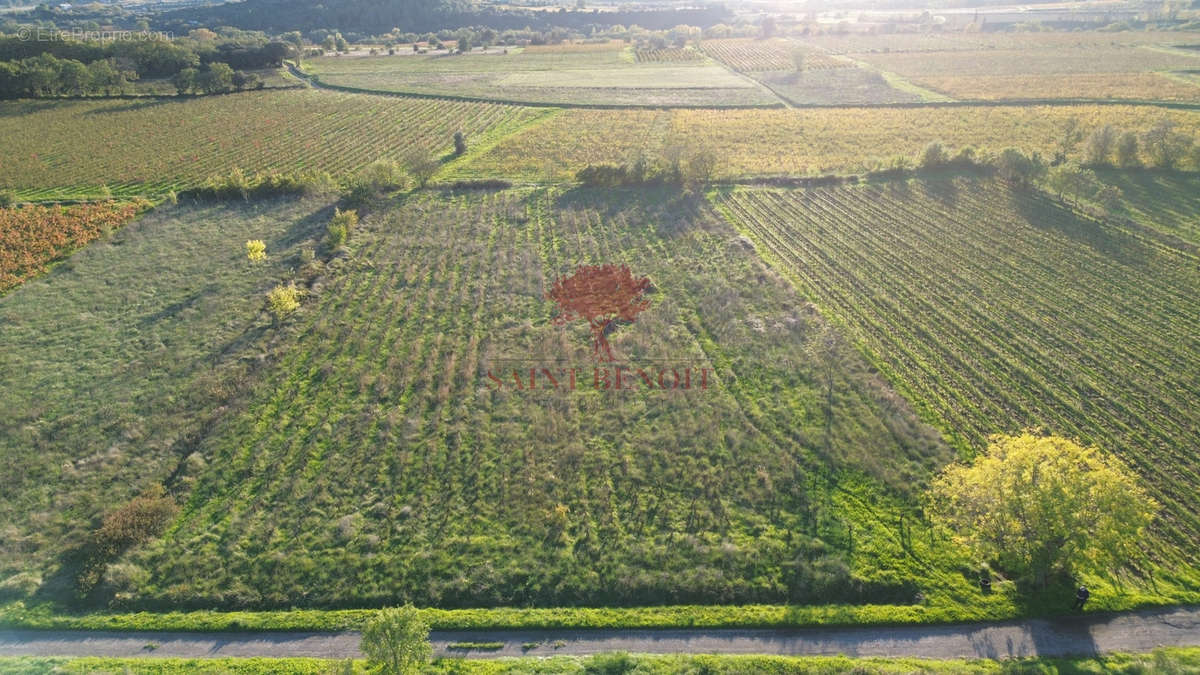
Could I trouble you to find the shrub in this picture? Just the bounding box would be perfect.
[76,486,178,596]
[245,239,267,262]
[324,208,358,250]
[267,283,303,320]
[585,652,637,675]
[918,141,949,169]
[0,190,14,208]
[453,130,468,156]
[92,485,178,558]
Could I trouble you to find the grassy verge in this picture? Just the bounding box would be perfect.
[2,595,1194,633]
[3,649,1200,674]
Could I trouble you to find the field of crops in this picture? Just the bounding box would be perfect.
[634,47,704,63]
[114,188,952,610]
[855,47,1200,76]
[701,38,796,72]
[0,201,147,293]
[801,30,1200,55]
[521,40,626,54]
[914,72,1200,102]
[713,179,1200,562]
[0,90,542,199]
[304,51,772,107]
[755,69,922,105]
[451,105,1200,181]
[0,197,335,595]
[850,45,1200,101]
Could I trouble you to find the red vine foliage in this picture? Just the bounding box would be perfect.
[546,264,651,362]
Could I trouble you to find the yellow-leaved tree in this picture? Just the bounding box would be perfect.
[926,432,1157,586]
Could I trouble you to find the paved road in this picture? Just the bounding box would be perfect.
[2,606,1198,661]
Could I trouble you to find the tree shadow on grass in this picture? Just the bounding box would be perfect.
[1006,186,1158,271]
[80,98,178,116]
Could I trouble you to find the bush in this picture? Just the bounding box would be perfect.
[245,239,267,262]
[324,208,357,250]
[267,283,303,320]
[92,486,178,558]
[585,652,637,675]
[356,159,410,192]
[342,160,410,208]
[0,190,14,208]
[76,486,178,596]
[453,130,467,156]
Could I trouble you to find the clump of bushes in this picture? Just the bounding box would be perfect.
[185,168,337,200]
[341,159,411,208]
[577,147,717,187]
[324,207,358,251]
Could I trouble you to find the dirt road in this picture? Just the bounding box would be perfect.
[2,605,1198,661]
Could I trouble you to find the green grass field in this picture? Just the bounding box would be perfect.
[108,187,953,610]
[0,196,338,604]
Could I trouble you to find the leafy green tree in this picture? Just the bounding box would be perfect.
[1046,162,1101,204]
[1141,119,1193,169]
[686,148,718,185]
[405,152,440,188]
[1054,117,1083,164]
[87,59,130,95]
[995,148,1042,187]
[198,63,234,94]
[172,67,197,95]
[927,433,1157,586]
[361,605,432,675]
[453,130,467,156]
[918,141,949,169]
[1083,125,1117,166]
[59,59,89,96]
[1115,132,1140,168]
[457,36,470,53]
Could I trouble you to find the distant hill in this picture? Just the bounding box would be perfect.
[154,0,731,34]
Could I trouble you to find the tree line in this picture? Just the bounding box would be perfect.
[0,30,293,99]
